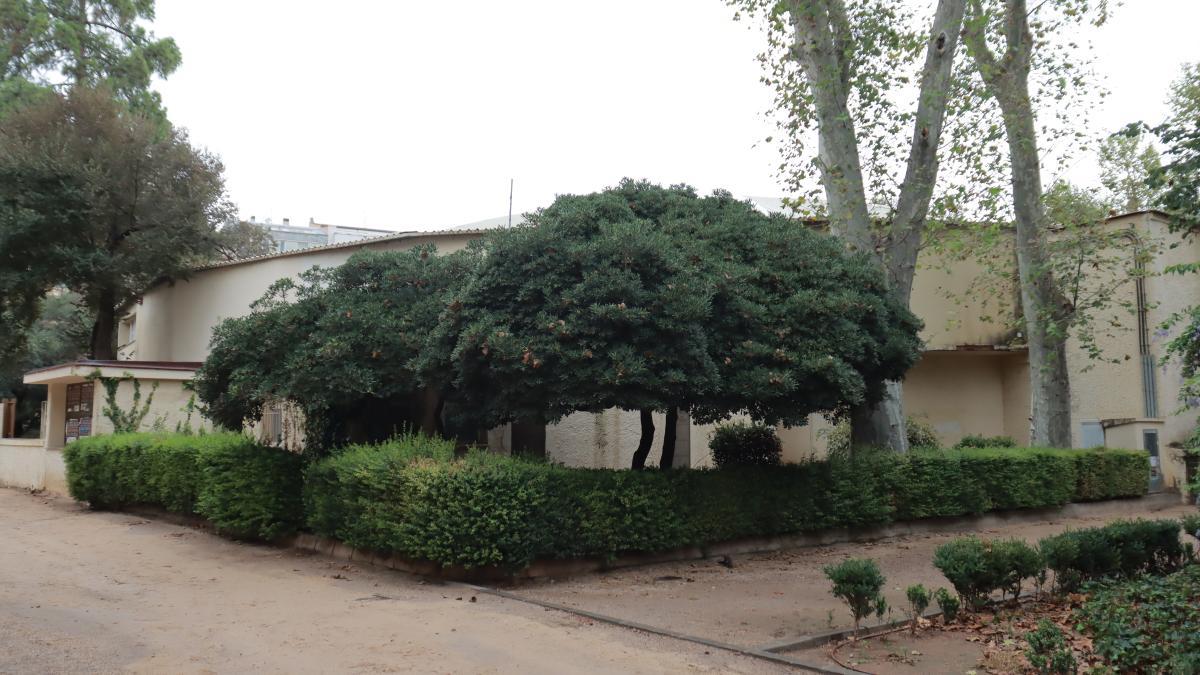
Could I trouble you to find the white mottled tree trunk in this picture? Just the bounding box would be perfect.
[963,0,1072,447]
[788,0,966,452]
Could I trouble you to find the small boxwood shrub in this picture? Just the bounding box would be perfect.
[933,537,1044,608]
[1182,513,1200,540]
[824,558,887,636]
[63,432,304,541]
[954,434,1016,449]
[708,422,782,468]
[1038,519,1186,591]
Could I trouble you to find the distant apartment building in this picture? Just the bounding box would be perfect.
[251,217,396,253]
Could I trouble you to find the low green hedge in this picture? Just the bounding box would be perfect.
[1039,518,1186,590]
[305,443,1150,569]
[64,432,304,541]
[65,432,1150,569]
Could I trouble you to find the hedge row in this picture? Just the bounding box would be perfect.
[305,443,1150,569]
[62,434,1149,569]
[63,433,304,540]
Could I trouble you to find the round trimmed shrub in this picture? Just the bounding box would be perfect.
[709,422,782,468]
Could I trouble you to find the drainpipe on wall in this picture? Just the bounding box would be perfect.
[1122,230,1158,419]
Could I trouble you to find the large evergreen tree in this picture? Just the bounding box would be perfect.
[195,245,480,453]
[0,87,233,359]
[438,181,923,468]
[1,0,180,114]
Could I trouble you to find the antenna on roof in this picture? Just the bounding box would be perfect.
[508,178,514,227]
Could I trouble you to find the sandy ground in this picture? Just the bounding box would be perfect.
[789,631,987,674]
[0,488,787,675]
[513,500,1197,650]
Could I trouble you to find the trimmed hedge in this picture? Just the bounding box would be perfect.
[65,432,1150,569]
[305,443,1150,569]
[63,432,304,540]
[1039,518,1186,590]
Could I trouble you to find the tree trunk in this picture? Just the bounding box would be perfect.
[790,0,966,453]
[630,408,655,470]
[89,288,117,360]
[418,387,443,437]
[962,0,1072,447]
[850,381,908,452]
[658,408,679,470]
[1002,94,1072,447]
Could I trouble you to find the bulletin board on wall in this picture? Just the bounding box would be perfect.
[65,382,94,443]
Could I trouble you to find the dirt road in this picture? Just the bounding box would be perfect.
[0,489,784,674]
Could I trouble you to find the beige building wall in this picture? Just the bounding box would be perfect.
[1141,213,1200,489]
[89,379,210,436]
[133,232,481,362]
[910,247,1017,350]
[111,213,1198,485]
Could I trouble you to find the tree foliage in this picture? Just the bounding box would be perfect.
[1141,63,1200,413]
[1143,62,1200,236]
[432,185,719,465]
[0,0,180,114]
[727,0,966,452]
[1098,134,1162,214]
[211,219,276,262]
[0,291,90,436]
[0,87,233,359]
[436,181,921,467]
[194,245,479,454]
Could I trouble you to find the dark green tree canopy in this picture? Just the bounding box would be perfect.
[0,86,233,358]
[194,245,479,452]
[440,180,923,433]
[433,188,719,430]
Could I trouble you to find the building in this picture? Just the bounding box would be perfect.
[2,210,1196,496]
[253,217,399,253]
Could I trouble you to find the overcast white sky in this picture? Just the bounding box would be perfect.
[151,0,1200,232]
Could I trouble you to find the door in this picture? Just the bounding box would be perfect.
[1143,429,1163,493]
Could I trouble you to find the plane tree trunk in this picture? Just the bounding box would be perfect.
[962,0,1072,447]
[787,0,966,452]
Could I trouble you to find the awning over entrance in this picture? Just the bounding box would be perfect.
[24,360,201,385]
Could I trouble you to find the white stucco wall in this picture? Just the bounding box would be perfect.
[545,409,691,469]
[90,379,210,436]
[0,439,46,490]
[134,232,481,363]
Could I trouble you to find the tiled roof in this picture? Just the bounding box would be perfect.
[193,227,494,272]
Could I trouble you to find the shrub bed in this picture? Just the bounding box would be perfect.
[1038,518,1186,590]
[1074,564,1200,671]
[63,432,304,540]
[305,443,1150,569]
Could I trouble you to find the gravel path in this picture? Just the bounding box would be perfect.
[0,488,786,674]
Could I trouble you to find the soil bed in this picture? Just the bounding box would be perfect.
[511,500,1195,650]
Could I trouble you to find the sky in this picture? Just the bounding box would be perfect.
[150,0,1200,232]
